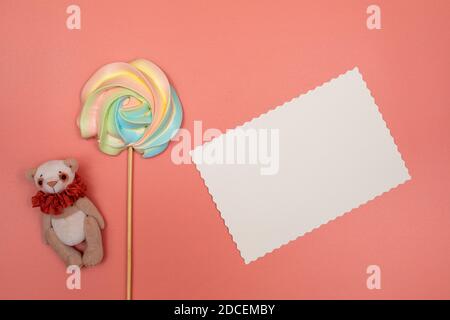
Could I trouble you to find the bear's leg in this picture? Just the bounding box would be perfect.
[82,216,103,267]
[46,228,83,267]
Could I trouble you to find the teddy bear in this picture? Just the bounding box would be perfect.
[26,159,104,267]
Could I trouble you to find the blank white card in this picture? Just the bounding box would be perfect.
[191,68,410,263]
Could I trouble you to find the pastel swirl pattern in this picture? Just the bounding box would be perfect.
[78,59,183,158]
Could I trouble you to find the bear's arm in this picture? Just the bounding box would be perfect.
[75,197,105,229]
[42,214,51,245]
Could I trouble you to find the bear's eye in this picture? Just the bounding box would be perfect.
[37,179,43,186]
[59,173,67,181]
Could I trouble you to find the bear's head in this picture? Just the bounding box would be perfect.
[26,159,79,194]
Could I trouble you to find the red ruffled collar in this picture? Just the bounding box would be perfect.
[32,174,86,215]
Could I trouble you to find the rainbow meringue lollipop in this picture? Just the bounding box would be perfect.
[77,59,183,300]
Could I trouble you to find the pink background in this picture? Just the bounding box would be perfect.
[0,0,449,299]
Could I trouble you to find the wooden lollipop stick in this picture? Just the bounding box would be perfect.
[127,146,133,300]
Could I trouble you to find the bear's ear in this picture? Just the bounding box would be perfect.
[64,158,79,173]
[25,168,37,182]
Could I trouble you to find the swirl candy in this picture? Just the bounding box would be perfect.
[78,59,183,158]
[77,59,183,300]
